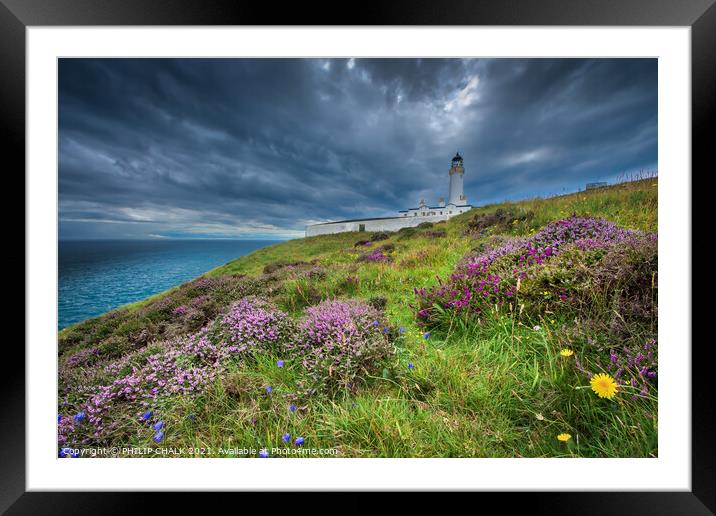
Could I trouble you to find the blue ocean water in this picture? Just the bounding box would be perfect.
[58,239,282,330]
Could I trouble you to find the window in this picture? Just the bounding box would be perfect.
[359,224,365,232]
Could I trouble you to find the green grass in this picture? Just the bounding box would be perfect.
[59,178,657,458]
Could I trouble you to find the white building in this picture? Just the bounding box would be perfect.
[305,153,474,237]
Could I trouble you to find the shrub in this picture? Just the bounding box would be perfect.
[570,232,658,335]
[368,296,388,310]
[415,216,650,329]
[356,249,391,263]
[424,229,447,239]
[65,347,100,368]
[77,329,234,444]
[138,295,176,319]
[96,335,135,359]
[396,227,418,240]
[219,297,292,355]
[263,260,310,274]
[464,208,533,237]
[65,297,294,446]
[370,232,390,241]
[288,299,394,391]
[304,267,327,280]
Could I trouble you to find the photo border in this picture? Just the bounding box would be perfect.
[7,0,710,511]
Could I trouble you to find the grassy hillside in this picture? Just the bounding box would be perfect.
[58,179,658,458]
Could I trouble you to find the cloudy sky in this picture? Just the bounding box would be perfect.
[59,58,657,240]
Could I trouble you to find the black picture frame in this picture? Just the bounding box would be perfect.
[6,0,710,512]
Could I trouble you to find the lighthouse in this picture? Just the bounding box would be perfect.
[448,152,468,206]
[306,151,474,236]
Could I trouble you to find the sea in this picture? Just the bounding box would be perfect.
[58,239,282,330]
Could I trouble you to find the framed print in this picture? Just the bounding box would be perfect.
[6,0,711,512]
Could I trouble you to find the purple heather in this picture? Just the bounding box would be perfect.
[286,299,393,389]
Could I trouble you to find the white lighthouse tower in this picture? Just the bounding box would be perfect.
[305,151,474,237]
[448,152,468,206]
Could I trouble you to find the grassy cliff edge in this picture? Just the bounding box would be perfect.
[58,179,657,458]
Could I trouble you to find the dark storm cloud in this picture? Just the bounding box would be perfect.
[59,58,657,239]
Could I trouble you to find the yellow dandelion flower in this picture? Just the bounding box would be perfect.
[559,348,574,357]
[590,373,618,399]
[557,433,572,442]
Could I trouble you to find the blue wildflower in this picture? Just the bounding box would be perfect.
[423,332,430,339]
[141,410,153,421]
[295,437,305,446]
[259,449,269,458]
[383,327,389,333]
[153,431,164,443]
[153,421,164,431]
[289,404,296,413]
[282,433,291,443]
[408,362,414,370]
[372,320,379,326]
[277,360,284,368]
[74,412,86,423]
[399,326,405,333]
[59,447,72,458]
[57,414,62,424]
[266,386,273,394]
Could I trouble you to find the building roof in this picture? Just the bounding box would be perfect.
[452,152,463,162]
